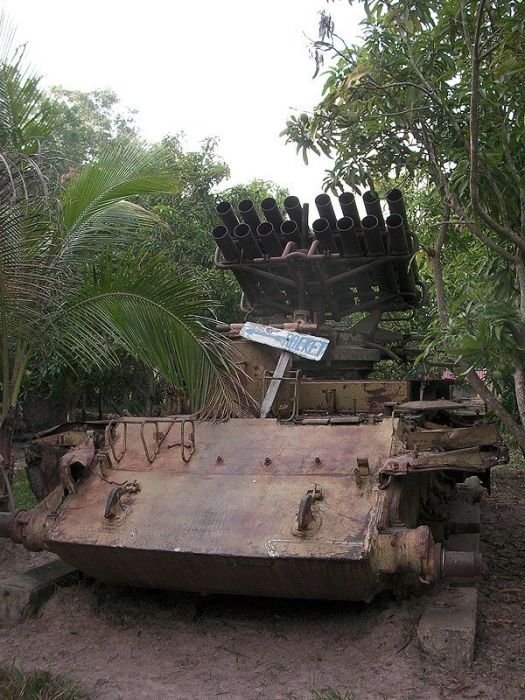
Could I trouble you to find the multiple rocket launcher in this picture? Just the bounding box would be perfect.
[211,189,420,319]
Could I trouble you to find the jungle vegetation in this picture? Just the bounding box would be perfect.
[284,0,525,452]
[0,14,282,489]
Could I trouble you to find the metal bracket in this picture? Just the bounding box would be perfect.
[262,367,302,421]
[139,419,179,464]
[354,457,370,486]
[104,480,141,520]
[140,421,160,463]
[107,421,127,463]
[180,419,195,463]
[97,452,111,478]
[294,483,323,534]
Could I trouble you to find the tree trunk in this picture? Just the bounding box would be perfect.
[513,262,525,431]
[513,367,525,432]
[458,360,525,453]
[431,209,525,455]
[0,408,15,512]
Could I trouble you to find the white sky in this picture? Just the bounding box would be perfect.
[1,0,363,198]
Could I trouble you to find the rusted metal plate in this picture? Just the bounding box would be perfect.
[26,422,108,501]
[405,424,500,451]
[45,420,394,599]
[107,418,394,477]
[396,400,465,411]
[46,545,383,600]
[33,422,107,440]
[381,446,501,475]
[299,380,409,414]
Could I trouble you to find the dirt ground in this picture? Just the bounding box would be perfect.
[1,464,524,700]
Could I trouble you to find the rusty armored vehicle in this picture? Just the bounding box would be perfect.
[0,189,507,601]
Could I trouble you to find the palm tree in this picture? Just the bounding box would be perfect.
[0,16,246,507]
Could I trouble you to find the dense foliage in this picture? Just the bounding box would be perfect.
[283,0,525,450]
[0,14,274,491]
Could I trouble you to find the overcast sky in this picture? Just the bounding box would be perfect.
[2,0,363,198]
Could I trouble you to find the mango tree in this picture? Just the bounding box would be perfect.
[283,0,525,451]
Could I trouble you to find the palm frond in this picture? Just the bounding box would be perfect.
[0,13,58,153]
[0,206,55,338]
[46,254,254,417]
[61,141,179,232]
[54,200,170,265]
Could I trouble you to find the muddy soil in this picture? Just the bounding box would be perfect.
[1,465,524,700]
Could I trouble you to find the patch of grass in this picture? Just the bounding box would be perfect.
[0,665,89,700]
[311,689,356,700]
[12,469,36,510]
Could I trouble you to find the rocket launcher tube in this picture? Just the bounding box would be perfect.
[386,189,409,236]
[336,216,363,257]
[361,215,385,255]
[280,219,302,247]
[363,190,386,230]
[234,222,263,260]
[386,213,417,297]
[315,193,338,231]
[216,201,240,234]
[386,213,410,255]
[284,195,304,229]
[312,218,339,254]
[257,221,283,257]
[261,197,284,230]
[238,199,261,234]
[212,225,239,261]
[362,215,400,296]
[337,217,374,302]
[339,192,362,230]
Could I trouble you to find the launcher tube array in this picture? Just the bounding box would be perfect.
[210,190,420,319]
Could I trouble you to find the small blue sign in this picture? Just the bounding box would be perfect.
[240,322,329,361]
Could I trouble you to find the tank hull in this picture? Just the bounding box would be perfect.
[5,410,502,601]
[45,419,392,600]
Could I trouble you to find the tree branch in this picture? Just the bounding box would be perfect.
[432,205,450,327]
[460,1,473,58]
[501,112,525,237]
[468,0,525,249]
[430,201,525,450]
[420,120,518,263]
[458,358,525,449]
